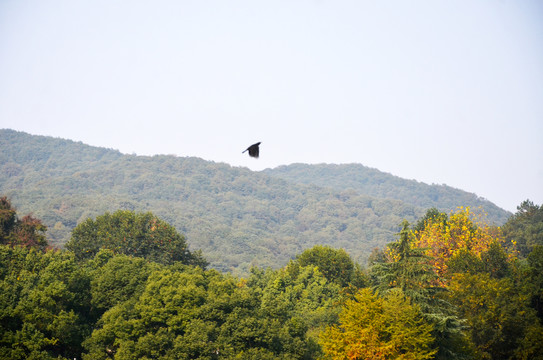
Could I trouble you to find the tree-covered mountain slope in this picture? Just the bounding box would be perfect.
[263,163,510,224]
[0,129,508,274]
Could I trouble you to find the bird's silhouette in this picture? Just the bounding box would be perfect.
[243,142,261,158]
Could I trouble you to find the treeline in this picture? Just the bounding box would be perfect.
[1,196,542,359]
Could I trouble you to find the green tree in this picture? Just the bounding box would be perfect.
[83,260,342,359]
[66,210,207,267]
[295,245,365,288]
[372,221,438,305]
[502,200,543,257]
[480,241,511,279]
[0,196,16,241]
[319,288,436,360]
[257,262,342,351]
[414,207,448,233]
[83,267,213,360]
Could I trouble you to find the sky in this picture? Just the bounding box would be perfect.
[1,0,542,213]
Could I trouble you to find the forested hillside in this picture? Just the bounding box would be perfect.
[264,163,510,224]
[0,129,508,274]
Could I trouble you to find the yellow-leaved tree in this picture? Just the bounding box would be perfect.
[319,288,436,360]
[414,207,502,283]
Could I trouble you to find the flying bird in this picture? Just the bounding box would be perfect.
[243,142,261,158]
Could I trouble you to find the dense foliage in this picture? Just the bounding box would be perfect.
[0,245,343,359]
[0,246,92,359]
[0,200,541,359]
[0,129,510,275]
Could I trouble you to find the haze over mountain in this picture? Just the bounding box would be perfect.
[0,129,510,274]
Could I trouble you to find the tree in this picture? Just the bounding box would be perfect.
[414,207,500,283]
[66,210,207,267]
[372,221,438,304]
[0,196,48,250]
[0,196,17,241]
[319,288,436,360]
[295,245,366,288]
[83,264,335,360]
[413,207,448,233]
[502,200,543,257]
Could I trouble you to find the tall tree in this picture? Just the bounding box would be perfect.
[372,220,439,304]
[524,245,543,322]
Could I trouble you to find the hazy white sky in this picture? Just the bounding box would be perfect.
[1,0,542,213]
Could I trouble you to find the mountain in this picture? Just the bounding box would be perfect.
[0,129,510,275]
[263,163,510,224]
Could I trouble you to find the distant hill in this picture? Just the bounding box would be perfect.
[263,163,510,225]
[0,129,510,275]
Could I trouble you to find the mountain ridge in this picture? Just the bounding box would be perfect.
[263,163,509,224]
